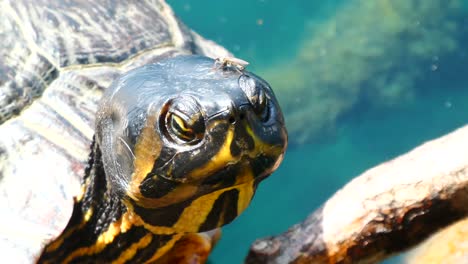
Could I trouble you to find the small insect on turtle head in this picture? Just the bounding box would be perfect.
[96,55,287,233]
[215,56,250,71]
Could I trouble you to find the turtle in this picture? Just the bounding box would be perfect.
[0,1,288,263]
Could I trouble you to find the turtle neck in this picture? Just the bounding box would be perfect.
[37,140,180,263]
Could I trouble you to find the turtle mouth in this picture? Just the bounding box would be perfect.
[198,152,279,191]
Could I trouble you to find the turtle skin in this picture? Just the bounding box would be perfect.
[35,55,287,263]
[0,1,290,263]
[0,0,231,262]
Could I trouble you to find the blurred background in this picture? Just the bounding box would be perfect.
[168,1,468,263]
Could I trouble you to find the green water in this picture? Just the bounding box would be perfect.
[169,1,468,263]
[170,0,343,69]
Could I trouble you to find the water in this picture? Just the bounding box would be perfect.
[169,1,468,263]
[170,0,344,69]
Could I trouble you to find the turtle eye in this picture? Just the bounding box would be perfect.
[162,97,205,144]
[238,75,270,122]
[168,113,197,142]
[251,88,270,122]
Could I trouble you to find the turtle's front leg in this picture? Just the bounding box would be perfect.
[157,229,221,264]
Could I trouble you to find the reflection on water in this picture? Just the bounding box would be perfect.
[170,1,468,263]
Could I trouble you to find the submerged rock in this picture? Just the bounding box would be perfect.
[263,0,466,145]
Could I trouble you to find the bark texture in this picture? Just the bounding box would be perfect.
[246,125,468,264]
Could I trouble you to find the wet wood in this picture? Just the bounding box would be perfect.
[245,125,468,264]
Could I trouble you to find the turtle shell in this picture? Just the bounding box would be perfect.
[0,0,230,261]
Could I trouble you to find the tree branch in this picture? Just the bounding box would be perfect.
[245,125,468,264]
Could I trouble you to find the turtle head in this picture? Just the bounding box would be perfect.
[96,55,287,233]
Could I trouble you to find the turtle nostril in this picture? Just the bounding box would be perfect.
[229,116,236,124]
